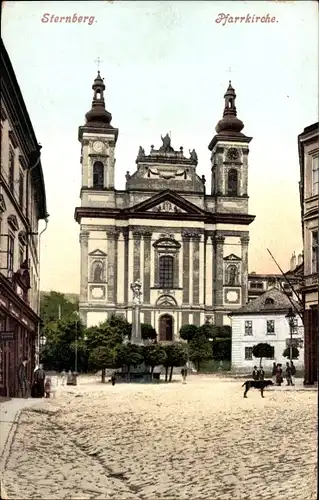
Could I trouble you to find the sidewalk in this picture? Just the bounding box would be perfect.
[0,398,44,499]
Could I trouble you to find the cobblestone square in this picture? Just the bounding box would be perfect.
[1,377,317,500]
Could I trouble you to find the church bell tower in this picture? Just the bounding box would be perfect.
[78,72,118,196]
[208,81,252,208]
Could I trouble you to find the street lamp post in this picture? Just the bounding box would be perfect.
[39,335,47,364]
[75,320,78,374]
[285,308,296,364]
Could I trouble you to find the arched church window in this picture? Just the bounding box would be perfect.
[92,261,103,282]
[96,90,101,100]
[227,169,238,196]
[93,161,104,189]
[159,255,174,289]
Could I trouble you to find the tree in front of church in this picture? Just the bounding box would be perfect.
[142,344,167,380]
[114,343,144,381]
[188,332,212,372]
[40,292,87,371]
[141,323,157,341]
[85,315,132,382]
[179,324,199,343]
[282,346,299,360]
[252,343,275,368]
[40,291,79,323]
[162,343,188,382]
[88,345,117,382]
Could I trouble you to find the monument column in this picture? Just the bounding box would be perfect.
[79,230,89,302]
[241,235,249,305]
[130,280,143,345]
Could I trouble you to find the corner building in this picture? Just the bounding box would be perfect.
[75,74,255,339]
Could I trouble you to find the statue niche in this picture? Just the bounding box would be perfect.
[91,260,104,283]
[226,264,239,286]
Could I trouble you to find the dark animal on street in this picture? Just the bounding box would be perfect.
[242,379,274,398]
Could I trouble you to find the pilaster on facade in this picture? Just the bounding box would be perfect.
[240,234,250,305]
[213,234,225,308]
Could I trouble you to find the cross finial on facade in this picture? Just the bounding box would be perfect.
[94,57,103,70]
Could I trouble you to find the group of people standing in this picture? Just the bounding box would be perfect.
[252,366,265,381]
[17,358,54,398]
[252,361,296,387]
[272,361,296,386]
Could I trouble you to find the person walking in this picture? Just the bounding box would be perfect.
[17,358,29,398]
[290,361,296,386]
[276,364,283,386]
[271,362,277,384]
[60,369,66,386]
[181,367,188,384]
[285,362,292,386]
[259,366,265,381]
[34,364,46,397]
[252,366,259,381]
[111,374,116,386]
[44,377,52,398]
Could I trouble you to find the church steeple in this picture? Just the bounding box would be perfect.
[84,72,113,128]
[215,81,244,135]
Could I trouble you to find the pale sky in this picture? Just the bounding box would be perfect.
[2,1,318,293]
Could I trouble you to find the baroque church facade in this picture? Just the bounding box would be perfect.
[74,73,255,340]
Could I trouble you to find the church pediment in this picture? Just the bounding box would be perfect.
[89,249,107,257]
[126,190,205,216]
[224,253,241,261]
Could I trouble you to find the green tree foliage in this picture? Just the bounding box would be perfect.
[189,333,212,372]
[41,317,86,372]
[179,324,199,343]
[88,346,117,383]
[198,324,231,340]
[40,291,78,324]
[162,343,188,382]
[283,346,300,360]
[141,323,157,341]
[115,343,144,380]
[142,344,167,378]
[212,338,231,361]
[107,314,132,339]
[252,343,275,367]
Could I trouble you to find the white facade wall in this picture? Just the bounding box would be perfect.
[231,313,304,372]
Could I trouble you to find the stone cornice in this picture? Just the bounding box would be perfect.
[74,206,255,226]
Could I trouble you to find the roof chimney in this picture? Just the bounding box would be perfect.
[297,253,303,266]
[290,252,296,271]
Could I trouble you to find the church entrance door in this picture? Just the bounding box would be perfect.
[159,314,173,341]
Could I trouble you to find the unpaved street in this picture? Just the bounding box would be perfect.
[1,377,317,500]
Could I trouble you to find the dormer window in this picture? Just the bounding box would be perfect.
[265,298,275,305]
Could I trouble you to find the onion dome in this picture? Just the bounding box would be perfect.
[84,71,113,127]
[215,81,244,135]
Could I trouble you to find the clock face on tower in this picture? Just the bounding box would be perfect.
[93,141,104,153]
[227,148,239,161]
